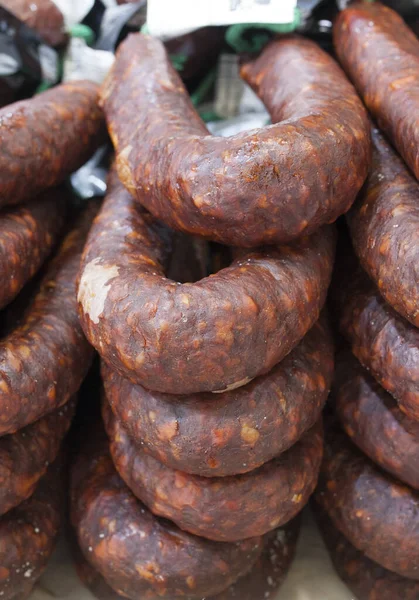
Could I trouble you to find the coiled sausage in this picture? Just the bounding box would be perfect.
[100,34,370,247]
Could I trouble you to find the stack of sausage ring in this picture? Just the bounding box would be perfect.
[0,79,104,598]
[315,3,419,598]
[72,24,376,599]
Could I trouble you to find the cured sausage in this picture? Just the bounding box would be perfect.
[103,316,333,476]
[315,426,419,580]
[100,33,370,247]
[73,517,301,600]
[335,249,419,421]
[103,400,323,542]
[78,171,336,394]
[0,81,104,209]
[315,505,419,600]
[1,0,67,47]
[70,434,263,600]
[335,351,419,490]
[0,189,67,311]
[0,204,96,436]
[0,459,63,600]
[0,396,75,516]
[347,128,419,326]
[334,2,419,181]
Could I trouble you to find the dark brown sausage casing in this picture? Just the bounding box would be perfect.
[100,33,370,247]
[0,460,62,600]
[104,400,323,542]
[315,505,419,600]
[334,2,419,181]
[0,189,67,311]
[0,82,104,209]
[335,351,419,490]
[335,246,419,422]
[78,171,335,394]
[1,0,67,47]
[347,128,419,326]
[0,204,96,436]
[71,434,263,600]
[315,427,419,580]
[73,517,301,600]
[103,316,333,477]
[0,396,75,516]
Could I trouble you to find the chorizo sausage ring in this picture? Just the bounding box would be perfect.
[0,189,67,311]
[314,505,419,600]
[0,397,75,516]
[100,33,370,247]
[315,427,419,580]
[347,128,419,326]
[70,435,263,600]
[334,247,419,422]
[103,399,323,542]
[335,351,419,490]
[1,0,67,47]
[0,460,62,600]
[103,316,333,477]
[73,517,301,600]
[78,172,335,395]
[335,2,419,182]
[0,204,96,436]
[0,81,104,210]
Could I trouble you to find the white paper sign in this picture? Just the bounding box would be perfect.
[147,0,298,39]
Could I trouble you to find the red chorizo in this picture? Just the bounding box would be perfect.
[315,426,419,580]
[70,433,263,600]
[0,396,75,516]
[103,316,333,477]
[103,399,323,542]
[347,128,419,326]
[0,82,104,209]
[0,189,67,311]
[315,504,419,600]
[335,351,419,490]
[334,2,419,181]
[1,0,67,47]
[0,204,96,436]
[0,459,63,600]
[77,170,335,394]
[73,517,301,600]
[334,245,419,421]
[100,33,370,247]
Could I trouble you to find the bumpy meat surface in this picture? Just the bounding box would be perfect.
[0,82,104,209]
[335,1,419,181]
[78,170,336,394]
[100,33,370,247]
[347,128,419,326]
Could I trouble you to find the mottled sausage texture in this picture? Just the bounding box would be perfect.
[70,434,263,600]
[103,317,333,477]
[334,246,419,422]
[335,351,419,490]
[315,426,419,580]
[0,204,96,436]
[104,400,323,542]
[0,460,63,600]
[315,505,419,600]
[0,396,75,516]
[73,517,300,600]
[78,171,336,394]
[0,81,104,209]
[1,0,67,46]
[0,189,67,311]
[335,2,419,182]
[347,128,419,326]
[100,33,370,247]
